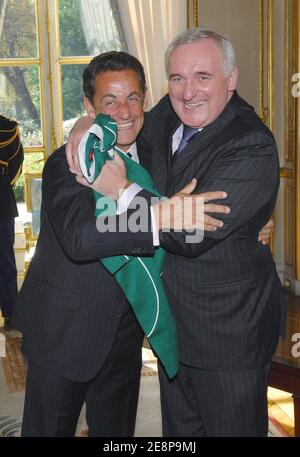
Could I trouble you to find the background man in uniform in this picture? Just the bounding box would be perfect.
[0,114,23,331]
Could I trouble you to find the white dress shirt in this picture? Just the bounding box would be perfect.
[116,143,160,245]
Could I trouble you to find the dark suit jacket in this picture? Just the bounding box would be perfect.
[12,146,154,382]
[138,91,283,371]
[0,115,24,221]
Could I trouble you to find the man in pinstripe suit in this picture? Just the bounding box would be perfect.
[142,28,283,437]
[82,29,283,436]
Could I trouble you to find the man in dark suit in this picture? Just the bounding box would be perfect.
[82,29,283,436]
[12,52,149,438]
[12,51,227,437]
[0,115,23,330]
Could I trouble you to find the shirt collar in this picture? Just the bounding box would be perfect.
[120,142,139,163]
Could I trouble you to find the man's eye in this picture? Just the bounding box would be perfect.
[171,77,181,82]
[105,100,115,106]
[128,97,139,103]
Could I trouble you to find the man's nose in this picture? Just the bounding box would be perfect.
[182,80,197,101]
[117,101,131,119]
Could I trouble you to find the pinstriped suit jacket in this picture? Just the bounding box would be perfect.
[12,146,154,382]
[138,91,283,371]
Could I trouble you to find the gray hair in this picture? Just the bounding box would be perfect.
[165,27,237,77]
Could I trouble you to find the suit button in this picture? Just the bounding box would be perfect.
[117,310,122,318]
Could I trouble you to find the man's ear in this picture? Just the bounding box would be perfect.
[228,66,238,91]
[83,96,96,120]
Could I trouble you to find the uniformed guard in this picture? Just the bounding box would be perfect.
[0,115,24,330]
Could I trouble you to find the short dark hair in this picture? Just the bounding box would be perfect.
[83,51,146,103]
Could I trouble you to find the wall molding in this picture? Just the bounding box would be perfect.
[280,167,293,179]
[187,0,198,28]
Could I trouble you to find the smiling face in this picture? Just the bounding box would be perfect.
[84,69,147,151]
[168,39,238,128]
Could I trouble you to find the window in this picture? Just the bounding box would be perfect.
[0,0,127,203]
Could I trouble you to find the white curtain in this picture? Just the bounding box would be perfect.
[117,0,187,108]
[80,0,125,55]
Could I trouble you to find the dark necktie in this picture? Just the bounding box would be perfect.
[172,125,198,163]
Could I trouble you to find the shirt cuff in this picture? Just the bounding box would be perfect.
[150,206,160,246]
[116,183,143,215]
[117,183,159,247]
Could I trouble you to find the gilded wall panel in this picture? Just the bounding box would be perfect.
[284,0,297,165]
[284,181,294,267]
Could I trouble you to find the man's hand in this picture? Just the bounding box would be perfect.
[152,179,230,231]
[66,116,93,174]
[258,218,274,245]
[76,152,130,199]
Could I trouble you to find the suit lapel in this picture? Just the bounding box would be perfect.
[151,114,180,195]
